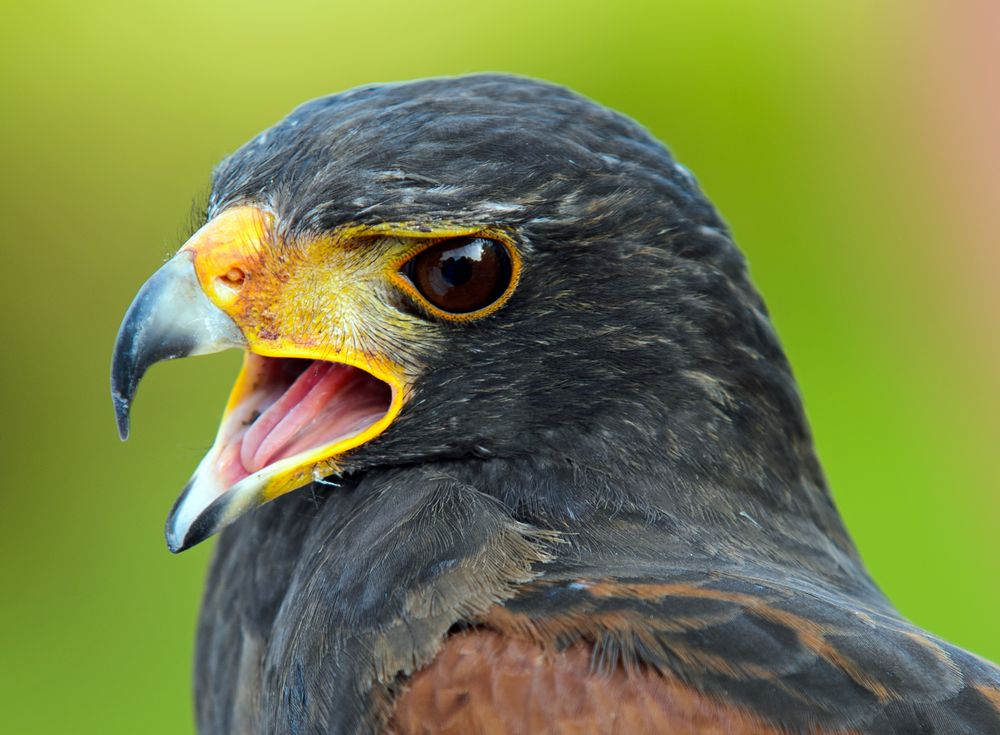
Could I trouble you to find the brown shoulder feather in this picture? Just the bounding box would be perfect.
[390,629,794,735]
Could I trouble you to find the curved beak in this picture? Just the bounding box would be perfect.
[111,253,245,440]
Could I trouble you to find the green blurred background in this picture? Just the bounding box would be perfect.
[2,0,997,731]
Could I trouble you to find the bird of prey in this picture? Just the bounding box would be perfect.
[111,74,1000,734]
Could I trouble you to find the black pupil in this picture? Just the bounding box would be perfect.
[439,251,475,288]
[408,237,512,314]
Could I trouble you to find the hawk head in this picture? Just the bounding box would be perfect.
[112,74,843,556]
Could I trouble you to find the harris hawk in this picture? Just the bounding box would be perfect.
[111,74,1000,734]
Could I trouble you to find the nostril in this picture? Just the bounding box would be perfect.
[220,267,246,288]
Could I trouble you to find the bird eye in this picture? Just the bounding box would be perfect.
[402,236,514,316]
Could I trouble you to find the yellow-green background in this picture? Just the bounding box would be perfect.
[2,1,997,732]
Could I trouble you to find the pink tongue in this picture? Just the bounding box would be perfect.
[240,361,355,474]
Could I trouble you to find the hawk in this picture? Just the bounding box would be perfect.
[112,74,1000,734]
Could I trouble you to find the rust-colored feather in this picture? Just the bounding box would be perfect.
[390,629,792,735]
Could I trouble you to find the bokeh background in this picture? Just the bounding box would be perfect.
[2,0,998,732]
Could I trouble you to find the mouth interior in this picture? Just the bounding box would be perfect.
[215,355,393,488]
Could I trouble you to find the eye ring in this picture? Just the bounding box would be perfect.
[398,235,520,320]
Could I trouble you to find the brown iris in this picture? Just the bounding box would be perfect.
[403,237,513,315]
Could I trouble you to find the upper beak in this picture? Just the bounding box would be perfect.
[111,252,246,440]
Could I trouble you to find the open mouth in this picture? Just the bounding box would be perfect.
[215,354,394,489]
[163,351,399,552]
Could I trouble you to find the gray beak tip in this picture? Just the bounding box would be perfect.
[112,391,131,441]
